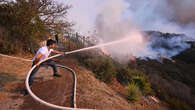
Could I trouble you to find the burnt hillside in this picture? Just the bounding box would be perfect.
[131,31,195,110]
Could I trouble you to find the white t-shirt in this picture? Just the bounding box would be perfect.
[32,46,54,61]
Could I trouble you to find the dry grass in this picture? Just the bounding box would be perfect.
[0,55,170,110]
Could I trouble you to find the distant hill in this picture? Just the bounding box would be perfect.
[132,31,195,110]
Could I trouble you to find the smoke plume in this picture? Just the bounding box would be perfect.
[64,0,195,62]
[125,0,195,38]
[95,0,192,62]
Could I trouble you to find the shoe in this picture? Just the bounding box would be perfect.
[53,73,61,77]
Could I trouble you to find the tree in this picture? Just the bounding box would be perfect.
[0,0,72,54]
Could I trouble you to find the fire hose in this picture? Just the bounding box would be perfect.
[25,54,95,110]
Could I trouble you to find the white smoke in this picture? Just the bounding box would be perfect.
[63,0,195,61]
[126,0,195,38]
[95,0,192,61]
[95,0,155,61]
[168,0,195,24]
[64,0,195,37]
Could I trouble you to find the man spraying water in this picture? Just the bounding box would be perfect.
[27,37,131,88]
[29,39,65,86]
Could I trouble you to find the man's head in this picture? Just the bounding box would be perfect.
[46,39,56,49]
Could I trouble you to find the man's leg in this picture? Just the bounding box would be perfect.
[29,62,41,86]
[24,62,40,95]
[44,60,61,77]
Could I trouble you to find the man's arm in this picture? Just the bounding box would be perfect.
[34,53,44,66]
[52,50,65,55]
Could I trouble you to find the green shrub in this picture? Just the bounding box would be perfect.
[116,66,143,85]
[74,52,115,83]
[116,66,133,85]
[95,57,115,83]
[127,82,141,102]
[131,76,152,95]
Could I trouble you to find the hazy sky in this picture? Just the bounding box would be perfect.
[57,0,104,35]
[58,0,195,37]
[56,0,194,59]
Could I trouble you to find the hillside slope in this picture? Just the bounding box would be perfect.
[0,55,169,110]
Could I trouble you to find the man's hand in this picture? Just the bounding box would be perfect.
[60,52,65,55]
[53,50,65,56]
